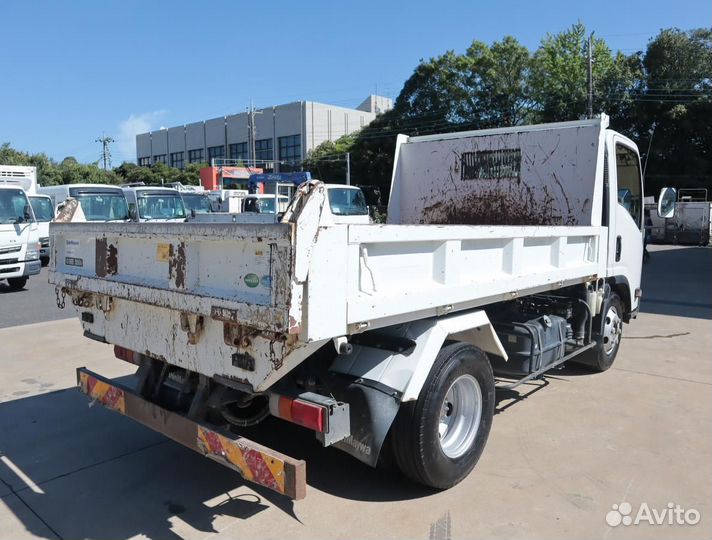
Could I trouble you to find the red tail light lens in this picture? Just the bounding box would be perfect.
[113,345,137,364]
[276,396,325,432]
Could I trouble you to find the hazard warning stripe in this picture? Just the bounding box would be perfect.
[79,371,125,413]
[76,367,306,499]
[197,426,286,493]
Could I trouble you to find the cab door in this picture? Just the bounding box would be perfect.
[606,133,644,313]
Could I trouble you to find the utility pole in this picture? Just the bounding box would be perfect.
[247,100,262,169]
[643,123,657,177]
[346,152,351,185]
[96,133,114,170]
[587,32,595,119]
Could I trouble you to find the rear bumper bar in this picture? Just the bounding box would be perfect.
[76,367,306,500]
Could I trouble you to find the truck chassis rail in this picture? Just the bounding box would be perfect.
[76,367,306,500]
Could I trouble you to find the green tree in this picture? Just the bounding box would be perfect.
[175,162,205,185]
[344,36,533,192]
[530,23,640,124]
[634,28,712,194]
[302,132,359,183]
[463,36,532,127]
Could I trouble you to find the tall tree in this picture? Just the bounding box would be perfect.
[635,28,712,193]
[463,36,532,127]
[530,23,639,123]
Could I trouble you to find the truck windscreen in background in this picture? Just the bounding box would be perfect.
[30,197,54,222]
[69,189,129,221]
[327,188,369,216]
[461,149,521,181]
[182,194,213,214]
[0,189,32,224]
[137,193,186,220]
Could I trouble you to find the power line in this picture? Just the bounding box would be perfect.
[587,31,595,119]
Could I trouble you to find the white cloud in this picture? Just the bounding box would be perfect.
[116,110,167,163]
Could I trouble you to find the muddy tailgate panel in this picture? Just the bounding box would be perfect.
[49,222,295,333]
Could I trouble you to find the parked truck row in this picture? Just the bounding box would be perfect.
[2,175,370,276]
[48,115,678,499]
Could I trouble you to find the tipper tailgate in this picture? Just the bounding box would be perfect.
[49,222,295,334]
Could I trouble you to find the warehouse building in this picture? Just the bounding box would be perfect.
[135,95,392,171]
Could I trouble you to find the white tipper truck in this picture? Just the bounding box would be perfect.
[0,165,41,290]
[49,115,665,499]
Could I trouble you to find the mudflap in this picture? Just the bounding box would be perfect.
[327,375,401,467]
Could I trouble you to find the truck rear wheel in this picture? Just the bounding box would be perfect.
[574,292,623,372]
[391,342,494,489]
[7,277,28,291]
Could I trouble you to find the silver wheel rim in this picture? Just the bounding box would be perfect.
[602,304,622,355]
[438,374,482,459]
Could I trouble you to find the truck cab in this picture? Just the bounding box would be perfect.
[0,185,40,290]
[38,184,130,222]
[242,194,291,214]
[603,131,645,320]
[322,184,371,225]
[181,192,213,217]
[28,194,54,265]
[122,186,187,222]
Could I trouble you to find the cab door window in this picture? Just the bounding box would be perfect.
[615,144,643,229]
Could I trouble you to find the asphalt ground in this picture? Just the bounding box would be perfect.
[0,267,73,329]
[0,244,710,539]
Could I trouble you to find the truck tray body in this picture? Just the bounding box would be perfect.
[50,193,605,393]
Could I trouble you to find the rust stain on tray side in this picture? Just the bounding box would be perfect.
[95,238,107,277]
[106,243,118,275]
[168,242,186,289]
[95,238,118,277]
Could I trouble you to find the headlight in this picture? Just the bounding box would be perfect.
[25,243,40,261]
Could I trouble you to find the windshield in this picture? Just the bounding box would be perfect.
[182,194,212,213]
[243,197,288,214]
[73,192,129,221]
[30,196,54,222]
[223,178,248,190]
[327,188,368,216]
[137,192,186,220]
[0,189,33,224]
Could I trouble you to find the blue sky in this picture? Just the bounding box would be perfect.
[1,0,709,164]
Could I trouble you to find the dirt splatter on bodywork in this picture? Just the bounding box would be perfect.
[389,125,601,227]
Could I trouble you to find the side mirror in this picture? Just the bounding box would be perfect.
[190,208,196,219]
[657,187,677,218]
[128,206,138,221]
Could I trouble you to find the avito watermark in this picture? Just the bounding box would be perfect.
[606,502,701,527]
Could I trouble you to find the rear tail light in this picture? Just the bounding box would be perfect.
[272,395,326,432]
[113,345,137,364]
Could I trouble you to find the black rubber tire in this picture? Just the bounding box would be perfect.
[391,342,495,489]
[40,257,50,267]
[7,277,28,290]
[574,292,623,372]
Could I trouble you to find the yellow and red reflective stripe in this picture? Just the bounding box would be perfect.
[77,368,305,499]
[79,371,125,413]
[197,426,285,493]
